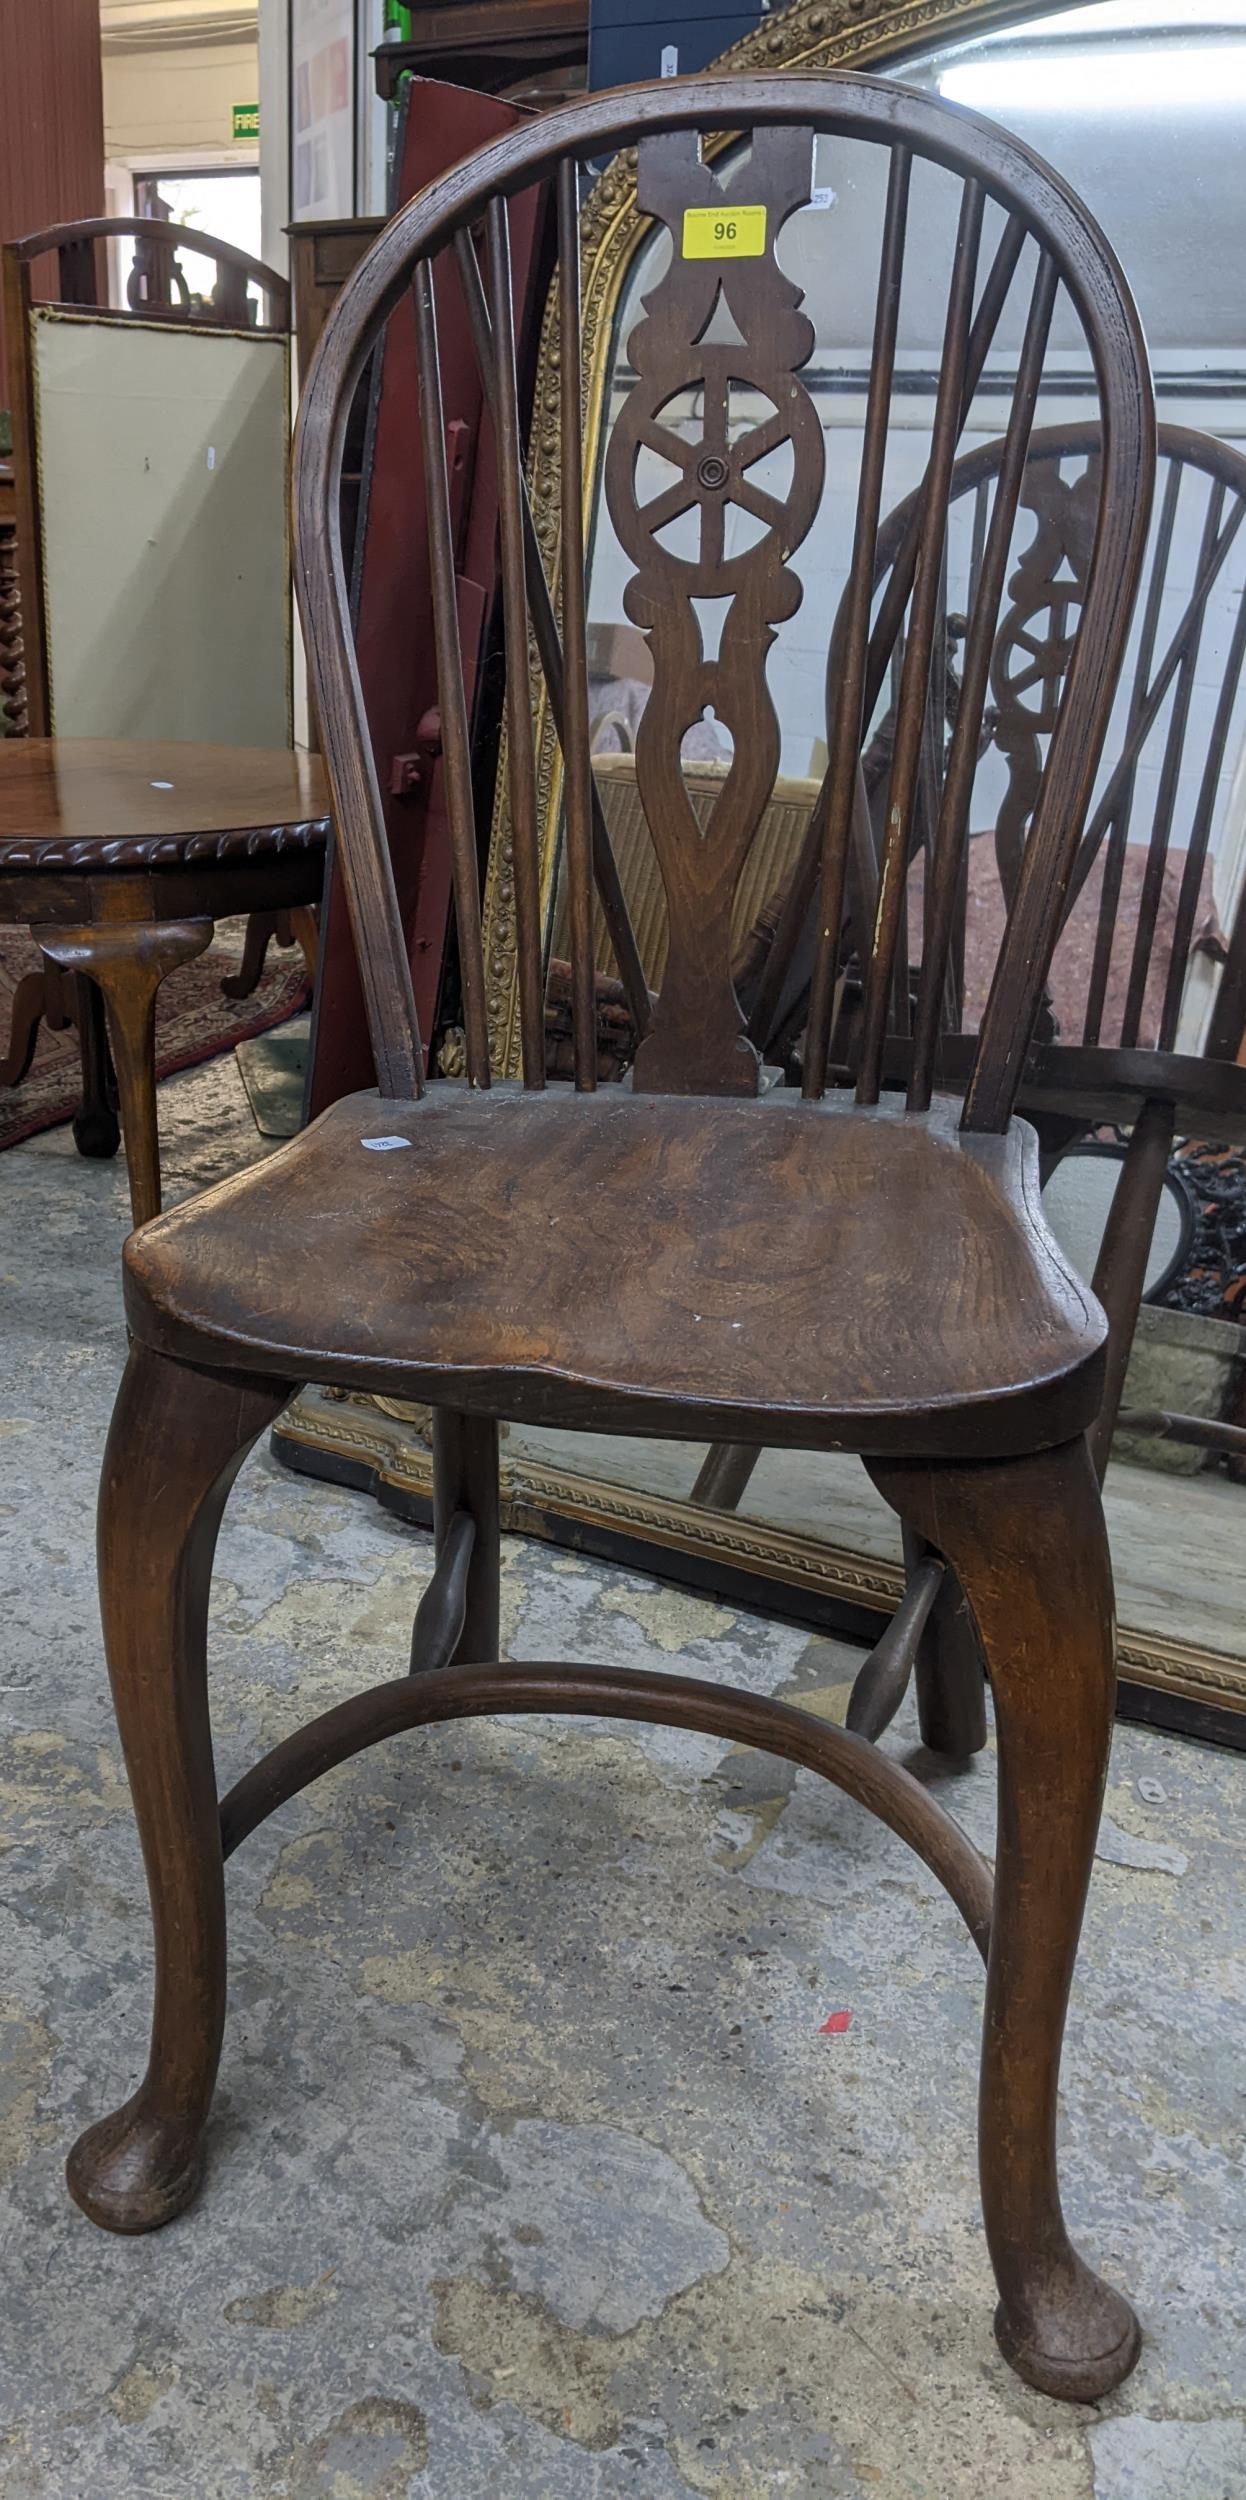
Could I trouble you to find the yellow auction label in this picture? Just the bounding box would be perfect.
[681,204,767,259]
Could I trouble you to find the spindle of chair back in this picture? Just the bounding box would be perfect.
[292,75,1153,1121]
[1058,426,1246,1060]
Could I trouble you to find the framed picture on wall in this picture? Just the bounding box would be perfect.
[290,0,357,221]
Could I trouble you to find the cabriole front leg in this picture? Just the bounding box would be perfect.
[67,1345,289,2233]
[869,1436,1141,2402]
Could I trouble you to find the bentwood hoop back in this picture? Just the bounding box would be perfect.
[292,73,1150,1117]
[70,77,1155,2415]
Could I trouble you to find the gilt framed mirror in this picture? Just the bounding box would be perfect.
[276,0,1246,1742]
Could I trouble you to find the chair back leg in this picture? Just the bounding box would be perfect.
[1088,1097,1177,1481]
[430,1409,501,1668]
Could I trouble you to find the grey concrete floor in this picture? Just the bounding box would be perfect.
[1,1052,1245,2499]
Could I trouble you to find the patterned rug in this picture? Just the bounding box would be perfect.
[0,926,310,1152]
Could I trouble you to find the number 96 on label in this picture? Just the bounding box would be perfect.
[681,204,768,259]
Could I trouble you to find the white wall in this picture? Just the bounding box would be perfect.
[256,0,289,273]
[101,1,259,170]
[103,40,259,168]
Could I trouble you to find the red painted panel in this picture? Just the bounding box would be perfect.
[307,79,553,1115]
[0,0,105,405]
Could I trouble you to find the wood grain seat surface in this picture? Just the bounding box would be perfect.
[124,1084,1107,1455]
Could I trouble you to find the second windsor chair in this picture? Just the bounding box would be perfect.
[67,78,1154,2405]
[693,419,1246,1741]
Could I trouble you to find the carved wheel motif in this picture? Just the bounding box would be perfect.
[988,455,1098,896]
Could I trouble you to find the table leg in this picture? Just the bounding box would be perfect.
[285,903,319,983]
[219,910,278,1002]
[1,951,80,1091]
[0,965,51,1089]
[221,904,319,1002]
[71,974,121,1160]
[33,920,212,1226]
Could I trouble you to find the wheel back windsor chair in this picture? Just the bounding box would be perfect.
[68,76,1154,2407]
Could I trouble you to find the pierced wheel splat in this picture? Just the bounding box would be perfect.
[604,126,824,1095]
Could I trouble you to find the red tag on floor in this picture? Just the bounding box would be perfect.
[820,2010,853,2034]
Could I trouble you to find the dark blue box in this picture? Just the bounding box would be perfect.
[589,0,771,91]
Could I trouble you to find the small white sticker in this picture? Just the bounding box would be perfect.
[801,186,837,212]
[206,445,216,471]
[361,1134,412,1152]
[660,42,679,74]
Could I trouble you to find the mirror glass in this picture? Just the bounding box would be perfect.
[529,0,1246,1706]
[553,135,1118,1053]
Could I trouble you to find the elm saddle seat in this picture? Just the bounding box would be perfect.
[126,1083,1105,1455]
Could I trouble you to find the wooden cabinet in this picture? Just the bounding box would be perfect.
[372,1,588,107]
[291,218,386,585]
[290,218,386,380]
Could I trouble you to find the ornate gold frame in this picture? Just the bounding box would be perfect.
[275,1387,1246,1736]
[279,0,1246,1738]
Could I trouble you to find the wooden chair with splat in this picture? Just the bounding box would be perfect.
[696,419,1246,1743]
[67,79,1155,2406]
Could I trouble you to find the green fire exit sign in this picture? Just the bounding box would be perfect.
[232,103,259,140]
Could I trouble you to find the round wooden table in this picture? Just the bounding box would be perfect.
[0,739,329,1225]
